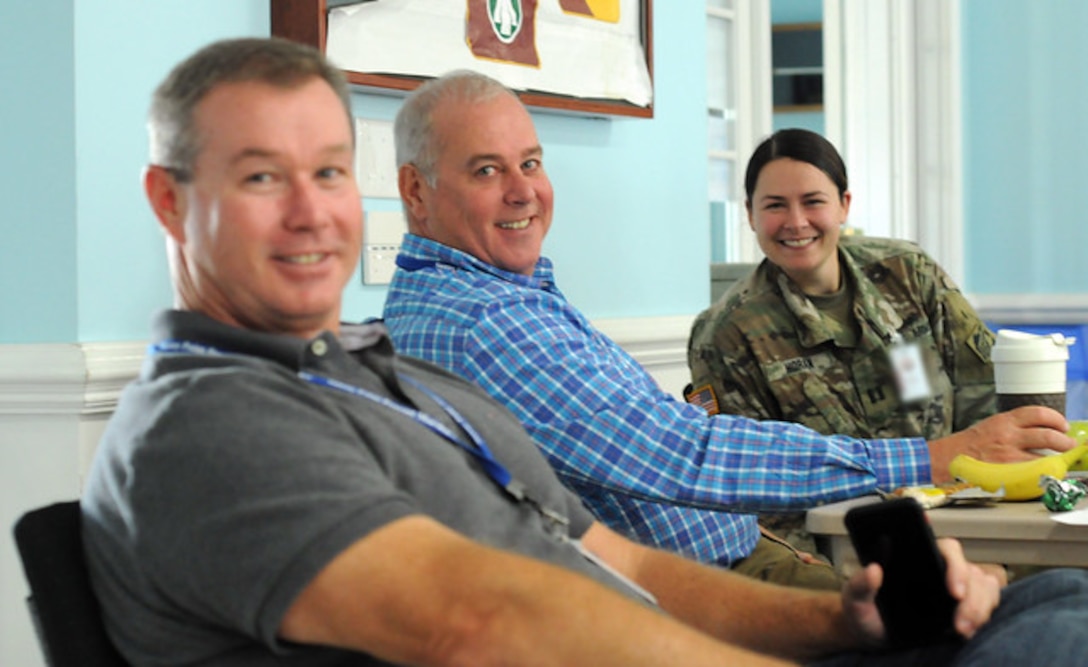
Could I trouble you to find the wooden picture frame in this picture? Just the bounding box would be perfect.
[271,0,654,118]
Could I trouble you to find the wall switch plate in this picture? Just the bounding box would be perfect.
[355,118,398,198]
[363,245,400,285]
[363,210,407,285]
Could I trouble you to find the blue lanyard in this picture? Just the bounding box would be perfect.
[151,339,226,357]
[301,371,514,488]
[150,339,570,535]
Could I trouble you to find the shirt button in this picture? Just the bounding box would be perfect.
[311,339,328,356]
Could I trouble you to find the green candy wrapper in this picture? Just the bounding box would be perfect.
[1040,475,1088,512]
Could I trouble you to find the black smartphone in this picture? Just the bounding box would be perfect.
[844,497,959,648]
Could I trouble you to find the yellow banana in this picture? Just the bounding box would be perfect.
[948,444,1088,501]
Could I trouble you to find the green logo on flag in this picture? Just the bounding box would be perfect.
[488,0,523,44]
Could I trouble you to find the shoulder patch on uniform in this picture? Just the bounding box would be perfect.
[684,383,719,416]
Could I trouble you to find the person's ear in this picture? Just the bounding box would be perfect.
[144,165,188,244]
[745,200,756,231]
[840,190,852,222]
[398,163,429,225]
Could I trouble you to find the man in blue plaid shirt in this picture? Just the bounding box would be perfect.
[381,70,1073,590]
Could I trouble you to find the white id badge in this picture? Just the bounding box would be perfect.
[889,339,933,403]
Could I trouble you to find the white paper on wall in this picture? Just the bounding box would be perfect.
[326,0,652,107]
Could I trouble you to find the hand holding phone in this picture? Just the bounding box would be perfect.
[844,497,959,648]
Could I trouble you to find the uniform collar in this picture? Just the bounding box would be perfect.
[771,247,904,349]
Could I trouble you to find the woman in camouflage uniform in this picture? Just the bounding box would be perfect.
[687,128,996,552]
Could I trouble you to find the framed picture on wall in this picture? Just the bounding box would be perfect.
[271,0,654,118]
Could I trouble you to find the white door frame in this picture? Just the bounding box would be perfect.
[732,0,774,264]
[823,0,964,285]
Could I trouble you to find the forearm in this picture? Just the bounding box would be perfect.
[455,554,797,667]
[283,517,794,667]
[927,435,960,483]
[471,311,922,508]
[701,418,930,511]
[631,546,857,662]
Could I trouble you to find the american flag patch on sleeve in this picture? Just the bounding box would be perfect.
[684,384,719,415]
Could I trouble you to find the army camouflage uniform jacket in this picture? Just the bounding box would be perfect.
[687,235,996,442]
[687,236,996,550]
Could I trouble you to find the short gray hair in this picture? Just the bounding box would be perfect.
[394,70,515,186]
[149,37,352,181]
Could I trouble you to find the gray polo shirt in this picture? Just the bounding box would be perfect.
[83,310,639,666]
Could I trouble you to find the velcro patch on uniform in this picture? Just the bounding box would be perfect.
[685,383,719,415]
[968,327,993,362]
[765,353,837,382]
[766,356,816,382]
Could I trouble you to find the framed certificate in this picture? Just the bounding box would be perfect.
[271,0,654,118]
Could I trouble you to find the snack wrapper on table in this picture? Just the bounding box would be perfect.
[886,483,1004,510]
[1040,475,1088,512]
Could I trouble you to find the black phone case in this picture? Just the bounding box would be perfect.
[844,498,959,648]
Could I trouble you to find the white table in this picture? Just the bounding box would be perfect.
[806,495,1088,574]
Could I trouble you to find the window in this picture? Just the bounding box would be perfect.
[706,1,961,279]
[706,1,771,264]
[772,22,823,111]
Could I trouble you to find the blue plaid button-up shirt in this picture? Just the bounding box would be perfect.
[382,234,930,565]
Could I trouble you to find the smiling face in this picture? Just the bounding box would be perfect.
[400,92,553,276]
[747,157,851,295]
[145,77,362,338]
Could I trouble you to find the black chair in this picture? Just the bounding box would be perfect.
[13,500,131,667]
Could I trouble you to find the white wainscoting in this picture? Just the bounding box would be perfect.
[0,314,695,667]
[0,341,144,667]
[593,314,697,398]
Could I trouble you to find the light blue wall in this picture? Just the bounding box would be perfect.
[0,0,707,344]
[73,0,273,342]
[962,0,1088,294]
[8,1,1084,345]
[0,1,77,343]
[345,5,709,323]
